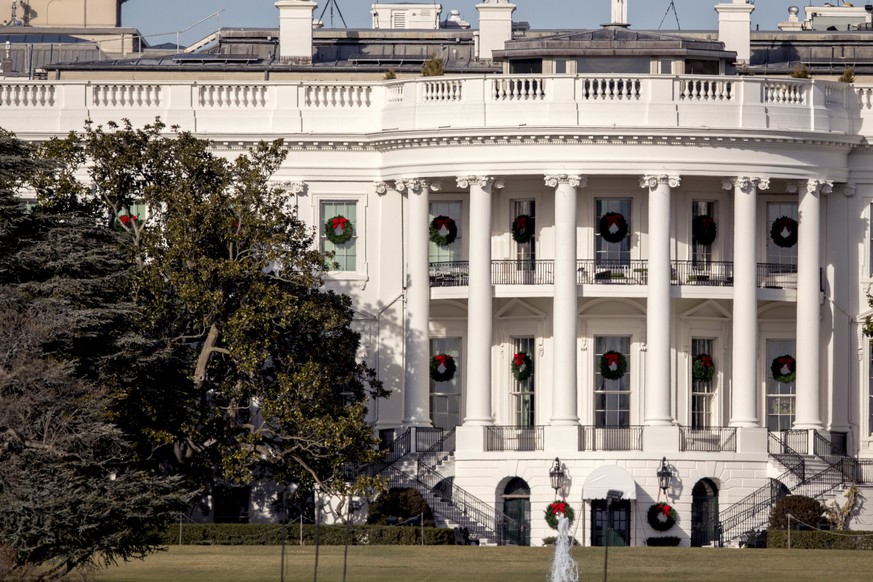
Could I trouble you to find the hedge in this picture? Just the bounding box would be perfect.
[766,529,873,550]
[161,523,454,546]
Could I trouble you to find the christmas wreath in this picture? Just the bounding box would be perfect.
[430,353,457,382]
[429,215,458,247]
[324,215,354,245]
[771,354,796,383]
[511,352,533,381]
[118,214,137,226]
[600,350,628,381]
[692,215,717,246]
[599,212,629,244]
[647,502,678,532]
[545,501,575,530]
[770,216,798,248]
[692,354,715,382]
[511,214,535,244]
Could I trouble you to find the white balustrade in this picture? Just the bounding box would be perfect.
[0,83,55,107]
[304,84,372,108]
[421,79,462,102]
[824,84,846,109]
[680,78,734,102]
[855,86,873,110]
[763,80,807,105]
[386,83,405,104]
[198,84,268,108]
[491,76,545,101]
[581,77,642,101]
[91,84,162,108]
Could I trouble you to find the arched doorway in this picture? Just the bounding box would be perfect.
[502,477,530,546]
[690,478,719,547]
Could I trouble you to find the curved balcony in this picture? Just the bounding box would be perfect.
[429,259,798,290]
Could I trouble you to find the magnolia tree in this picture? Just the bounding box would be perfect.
[34,120,388,499]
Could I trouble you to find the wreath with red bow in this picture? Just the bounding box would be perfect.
[600,350,628,380]
[692,354,715,382]
[324,215,354,245]
[118,214,138,226]
[599,212,629,244]
[429,215,458,247]
[771,354,796,383]
[511,352,533,381]
[692,215,717,246]
[770,216,798,249]
[511,214,535,244]
[430,353,457,382]
[647,502,678,532]
[544,501,575,530]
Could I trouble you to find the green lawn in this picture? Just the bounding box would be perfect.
[84,545,873,582]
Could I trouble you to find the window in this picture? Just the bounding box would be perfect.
[685,60,719,75]
[691,200,716,266]
[767,202,798,266]
[321,200,357,271]
[19,198,38,212]
[430,337,462,431]
[509,59,543,74]
[594,336,631,428]
[766,339,796,431]
[691,338,715,429]
[595,198,631,266]
[116,200,148,225]
[554,59,569,74]
[511,337,535,427]
[429,201,461,263]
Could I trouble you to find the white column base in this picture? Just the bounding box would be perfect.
[736,427,768,454]
[545,425,581,455]
[642,425,680,454]
[454,425,486,453]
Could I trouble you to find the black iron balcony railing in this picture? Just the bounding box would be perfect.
[680,427,737,452]
[491,259,554,285]
[577,259,649,285]
[672,260,733,286]
[429,261,468,287]
[578,426,644,451]
[484,425,544,451]
[756,263,798,290]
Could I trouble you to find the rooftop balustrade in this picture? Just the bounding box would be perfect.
[1,75,869,138]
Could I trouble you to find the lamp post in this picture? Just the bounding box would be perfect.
[657,457,672,497]
[603,489,623,582]
[280,482,298,582]
[549,457,566,499]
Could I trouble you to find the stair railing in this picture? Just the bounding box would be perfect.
[768,431,806,481]
[812,431,858,482]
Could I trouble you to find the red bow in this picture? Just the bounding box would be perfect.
[332,217,349,230]
[550,501,567,515]
[119,215,136,225]
[604,353,620,367]
[434,354,450,366]
[514,216,528,231]
[513,353,526,367]
[700,355,713,368]
[658,503,672,514]
[434,217,452,230]
[605,213,622,227]
[777,356,794,370]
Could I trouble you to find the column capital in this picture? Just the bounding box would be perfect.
[277,180,307,195]
[544,174,586,188]
[374,181,391,195]
[640,174,681,189]
[456,175,504,190]
[787,179,833,195]
[839,183,857,197]
[721,177,770,193]
[395,178,441,194]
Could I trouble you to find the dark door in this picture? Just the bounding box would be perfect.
[591,499,631,546]
[691,479,719,547]
[502,477,530,546]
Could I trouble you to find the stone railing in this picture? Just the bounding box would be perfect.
[0,75,867,138]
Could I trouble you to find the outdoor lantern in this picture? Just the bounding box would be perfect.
[549,457,565,495]
[657,457,672,494]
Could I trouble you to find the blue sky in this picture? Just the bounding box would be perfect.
[121,1,800,46]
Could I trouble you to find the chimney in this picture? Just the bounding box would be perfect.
[476,1,516,61]
[275,0,317,63]
[715,0,755,64]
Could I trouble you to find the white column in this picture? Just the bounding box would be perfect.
[827,184,855,433]
[793,179,832,430]
[727,177,769,427]
[546,174,586,425]
[397,178,439,427]
[458,176,502,425]
[640,175,680,426]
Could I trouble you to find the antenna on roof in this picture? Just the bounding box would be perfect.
[318,0,348,28]
[658,0,681,30]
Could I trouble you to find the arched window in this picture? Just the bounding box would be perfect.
[690,479,719,547]
[502,477,531,546]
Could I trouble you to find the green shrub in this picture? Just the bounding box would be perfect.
[789,63,810,79]
[767,529,873,550]
[161,524,453,546]
[769,495,826,531]
[421,56,444,77]
[646,536,681,546]
[367,487,435,527]
[839,65,856,84]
